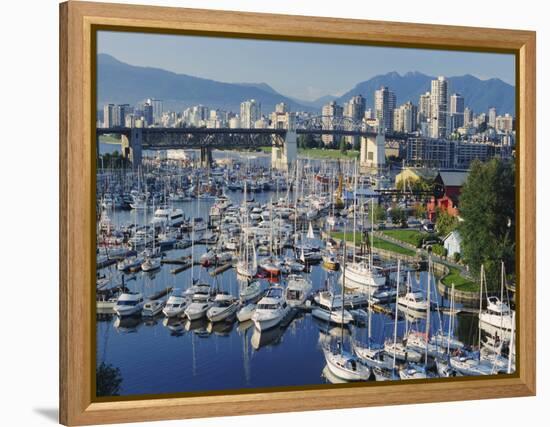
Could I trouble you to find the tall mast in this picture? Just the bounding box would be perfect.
[392,259,401,371]
[341,241,347,353]
[425,255,432,367]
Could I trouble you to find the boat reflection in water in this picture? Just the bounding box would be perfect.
[251,324,285,350]
[114,315,142,334]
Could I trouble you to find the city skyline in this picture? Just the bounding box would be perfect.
[98,31,515,102]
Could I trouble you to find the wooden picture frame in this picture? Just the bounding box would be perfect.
[59,1,536,425]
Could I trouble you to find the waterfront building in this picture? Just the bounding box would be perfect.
[374,86,396,132]
[450,93,465,131]
[240,99,261,128]
[430,76,449,138]
[406,136,453,168]
[321,101,343,146]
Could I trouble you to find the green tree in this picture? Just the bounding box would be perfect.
[435,209,459,237]
[413,202,427,219]
[458,158,515,290]
[339,137,347,154]
[390,205,406,226]
[368,203,386,224]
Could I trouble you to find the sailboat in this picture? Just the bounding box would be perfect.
[322,242,371,381]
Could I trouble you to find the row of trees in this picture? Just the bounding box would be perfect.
[297,134,360,152]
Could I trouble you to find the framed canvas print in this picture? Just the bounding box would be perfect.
[59,1,536,425]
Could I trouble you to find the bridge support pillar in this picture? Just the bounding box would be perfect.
[120,128,142,168]
[360,133,385,173]
[200,147,213,168]
[271,131,297,171]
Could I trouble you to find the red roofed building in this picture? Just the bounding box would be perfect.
[427,170,469,221]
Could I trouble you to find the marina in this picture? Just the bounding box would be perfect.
[95,152,515,396]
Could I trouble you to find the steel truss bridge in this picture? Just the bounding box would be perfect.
[96,115,408,151]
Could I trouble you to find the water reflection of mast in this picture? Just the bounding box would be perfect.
[242,325,251,385]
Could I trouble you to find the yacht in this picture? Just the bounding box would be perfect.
[449,353,497,376]
[116,255,144,272]
[285,275,312,307]
[352,341,389,369]
[150,207,185,228]
[251,286,290,331]
[397,291,430,312]
[207,294,240,322]
[322,253,340,271]
[162,290,188,318]
[113,292,145,317]
[479,296,514,331]
[343,261,386,291]
[399,363,433,380]
[384,340,422,363]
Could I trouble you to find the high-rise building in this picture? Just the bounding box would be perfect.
[321,101,343,146]
[495,113,514,133]
[418,92,431,127]
[464,107,473,127]
[143,102,154,127]
[343,95,366,146]
[148,99,163,124]
[488,107,497,128]
[240,99,261,128]
[450,93,465,130]
[394,101,417,133]
[275,102,288,114]
[430,76,449,138]
[103,104,115,128]
[374,86,396,132]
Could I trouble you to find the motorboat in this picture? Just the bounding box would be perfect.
[184,285,215,320]
[113,292,145,317]
[397,291,429,312]
[251,286,290,331]
[239,281,263,303]
[207,294,240,322]
[311,306,354,325]
[141,299,165,317]
[314,290,368,310]
[237,303,256,322]
[141,256,161,272]
[322,254,340,271]
[117,255,144,272]
[162,292,188,318]
[285,274,312,307]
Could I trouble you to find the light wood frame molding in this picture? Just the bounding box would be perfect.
[59,1,536,425]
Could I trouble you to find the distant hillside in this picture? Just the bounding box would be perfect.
[98,54,515,116]
[97,53,313,113]
[336,71,515,115]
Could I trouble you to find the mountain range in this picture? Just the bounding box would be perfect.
[97,53,515,116]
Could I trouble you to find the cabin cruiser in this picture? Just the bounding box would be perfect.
[151,207,185,228]
[251,286,290,331]
[343,261,386,291]
[323,345,370,381]
[479,296,514,331]
[184,285,215,320]
[314,290,368,310]
[113,292,145,317]
[162,289,188,318]
[397,291,430,312]
[285,275,312,307]
[207,294,240,322]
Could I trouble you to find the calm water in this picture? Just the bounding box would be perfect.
[96,189,479,397]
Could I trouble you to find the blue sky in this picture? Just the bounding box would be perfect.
[98,31,515,101]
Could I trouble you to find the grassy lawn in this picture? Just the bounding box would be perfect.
[382,229,425,246]
[99,134,122,144]
[441,266,479,292]
[259,147,272,153]
[298,148,360,160]
[330,231,416,256]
